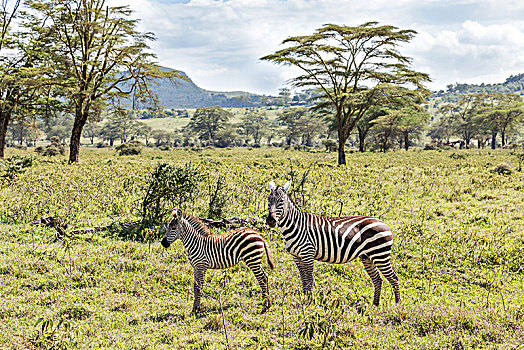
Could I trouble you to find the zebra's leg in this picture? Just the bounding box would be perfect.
[360,256,383,306]
[247,261,271,314]
[373,257,401,304]
[293,255,314,294]
[192,267,207,313]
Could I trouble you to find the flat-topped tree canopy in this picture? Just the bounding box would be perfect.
[262,22,431,165]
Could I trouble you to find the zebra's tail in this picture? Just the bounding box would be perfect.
[263,240,275,270]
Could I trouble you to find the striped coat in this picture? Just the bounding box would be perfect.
[162,209,275,313]
[267,180,400,306]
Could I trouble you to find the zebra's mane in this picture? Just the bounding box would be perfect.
[183,214,210,236]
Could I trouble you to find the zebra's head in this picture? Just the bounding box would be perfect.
[161,208,184,248]
[266,179,291,227]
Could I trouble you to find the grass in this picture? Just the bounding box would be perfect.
[1,146,524,349]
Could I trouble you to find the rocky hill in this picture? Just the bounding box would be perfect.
[148,68,274,108]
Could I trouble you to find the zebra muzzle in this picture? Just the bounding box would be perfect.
[266,213,277,227]
[161,237,170,248]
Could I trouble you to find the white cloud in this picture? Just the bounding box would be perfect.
[109,0,524,94]
[406,20,524,89]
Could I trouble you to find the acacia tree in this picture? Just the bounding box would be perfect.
[428,114,454,146]
[355,106,386,152]
[240,111,268,145]
[396,105,429,150]
[27,0,183,163]
[277,107,308,145]
[186,106,232,143]
[438,95,480,148]
[372,111,399,153]
[262,22,430,164]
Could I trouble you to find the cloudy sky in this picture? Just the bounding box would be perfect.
[111,0,524,95]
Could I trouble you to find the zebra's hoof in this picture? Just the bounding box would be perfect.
[261,301,271,314]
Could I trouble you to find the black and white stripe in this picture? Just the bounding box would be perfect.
[267,180,400,306]
[162,208,275,313]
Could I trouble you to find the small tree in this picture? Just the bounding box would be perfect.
[355,107,386,152]
[396,106,430,150]
[475,93,524,148]
[116,140,142,156]
[36,136,65,156]
[151,129,171,147]
[438,95,480,148]
[372,111,400,152]
[214,125,240,148]
[136,122,152,146]
[277,107,308,145]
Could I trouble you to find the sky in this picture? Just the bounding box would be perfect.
[110,0,524,95]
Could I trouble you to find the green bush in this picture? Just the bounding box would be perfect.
[492,163,512,175]
[0,155,37,180]
[35,136,65,156]
[322,139,337,152]
[207,175,229,219]
[140,162,204,227]
[116,140,143,156]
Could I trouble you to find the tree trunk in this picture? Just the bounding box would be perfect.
[491,132,497,149]
[0,111,10,159]
[404,132,409,151]
[358,127,367,152]
[337,138,346,165]
[69,106,89,163]
[501,131,506,147]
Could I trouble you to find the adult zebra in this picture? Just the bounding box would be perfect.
[266,180,400,306]
[161,208,275,313]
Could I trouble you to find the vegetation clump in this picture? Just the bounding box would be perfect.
[140,162,203,226]
[35,136,65,156]
[0,154,37,180]
[116,140,143,156]
[492,163,512,175]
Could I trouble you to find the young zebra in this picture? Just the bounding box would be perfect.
[161,208,275,313]
[266,180,400,306]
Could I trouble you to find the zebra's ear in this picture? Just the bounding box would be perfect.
[172,209,177,217]
[283,179,292,192]
[269,180,276,192]
[176,208,183,218]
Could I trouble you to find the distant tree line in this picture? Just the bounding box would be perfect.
[5,93,524,153]
[428,92,524,149]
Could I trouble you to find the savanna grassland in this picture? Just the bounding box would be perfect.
[1,147,524,349]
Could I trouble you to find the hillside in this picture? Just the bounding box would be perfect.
[148,68,273,109]
[433,73,524,101]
